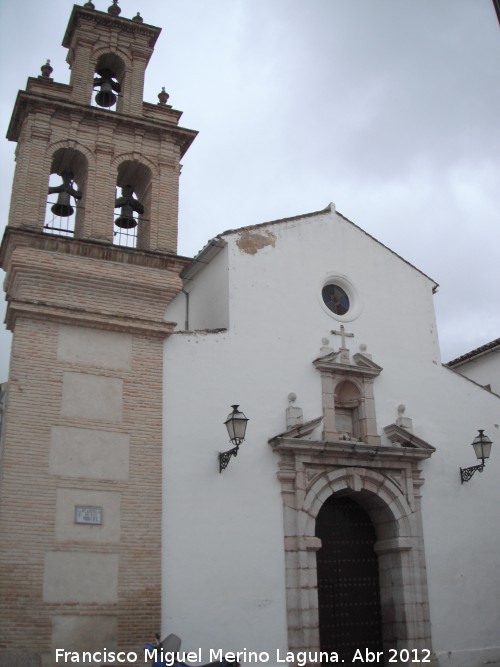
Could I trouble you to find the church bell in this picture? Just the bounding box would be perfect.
[115,202,138,229]
[48,171,82,217]
[51,191,74,217]
[114,185,144,229]
[94,68,121,108]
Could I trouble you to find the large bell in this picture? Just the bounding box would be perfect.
[48,171,82,218]
[51,191,74,217]
[95,81,116,108]
[114,185,144,229]
[94,68,121,108]
[115,203,138,229]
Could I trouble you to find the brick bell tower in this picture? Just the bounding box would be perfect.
[0,2,196,664]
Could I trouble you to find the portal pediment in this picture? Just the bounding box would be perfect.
[269,434,435,462]
[313,350,383,378]
[383,423,435,451]
[268,416,323,443]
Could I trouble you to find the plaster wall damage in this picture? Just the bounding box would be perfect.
[236,229,276,255]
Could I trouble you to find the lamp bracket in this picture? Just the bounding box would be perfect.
[219,445,240,473]
[460,462,485,484]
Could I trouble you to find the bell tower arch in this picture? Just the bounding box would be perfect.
[0,3,196,665]
[7,2,195,249]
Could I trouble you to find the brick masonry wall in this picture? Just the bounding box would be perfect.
[0,8,195,663]
[0,230,187,665]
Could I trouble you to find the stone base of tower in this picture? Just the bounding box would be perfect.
[0,228,187,665]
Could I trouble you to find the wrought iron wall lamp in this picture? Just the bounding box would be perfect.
[460,430,494,483]
[219,405,249,473]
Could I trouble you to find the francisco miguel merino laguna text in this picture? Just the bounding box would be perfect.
[55,648,345,664]
[56,647,433,664]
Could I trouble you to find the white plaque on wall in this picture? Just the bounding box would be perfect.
[75,506,103,525]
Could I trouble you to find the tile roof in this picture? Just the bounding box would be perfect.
[446,338,500,367]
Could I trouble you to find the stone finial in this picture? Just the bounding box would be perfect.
[396,404,413,432]
[359,343,372,359]
[83,1,95,8]
[158,87,170,105]
[132,12,144,23]
[286,393,303,429]
[40,60,53,78]
[108,0,121,16]
[320,337,333,356]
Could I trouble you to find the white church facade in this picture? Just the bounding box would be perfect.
[0,4,498,667]
[163,206,500,667]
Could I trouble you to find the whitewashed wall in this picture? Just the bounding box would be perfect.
[451,348,500,396]
[167,243,230,331]
[163,207,500,667]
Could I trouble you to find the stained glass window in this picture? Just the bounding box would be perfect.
[322,284,350,315]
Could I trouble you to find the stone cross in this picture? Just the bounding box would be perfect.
[331,324,354,349]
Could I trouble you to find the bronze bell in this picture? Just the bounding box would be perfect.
[114,185,144,229]
[96,81,116,108]
[94,68,121,108]
[115,203,137,229]
[52,191,74,217]
[48,171,82,217]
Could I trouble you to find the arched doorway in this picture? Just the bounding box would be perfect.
[269,432,436,662]
[315,495,384,665]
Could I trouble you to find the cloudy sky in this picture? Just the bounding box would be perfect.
[0,0,499,380]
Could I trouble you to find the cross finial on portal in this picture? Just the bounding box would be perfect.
[331,324,354,349]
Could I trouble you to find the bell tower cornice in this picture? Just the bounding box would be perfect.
[63,5,162,56]
[6,86,197,158]
[0,226,190,337]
